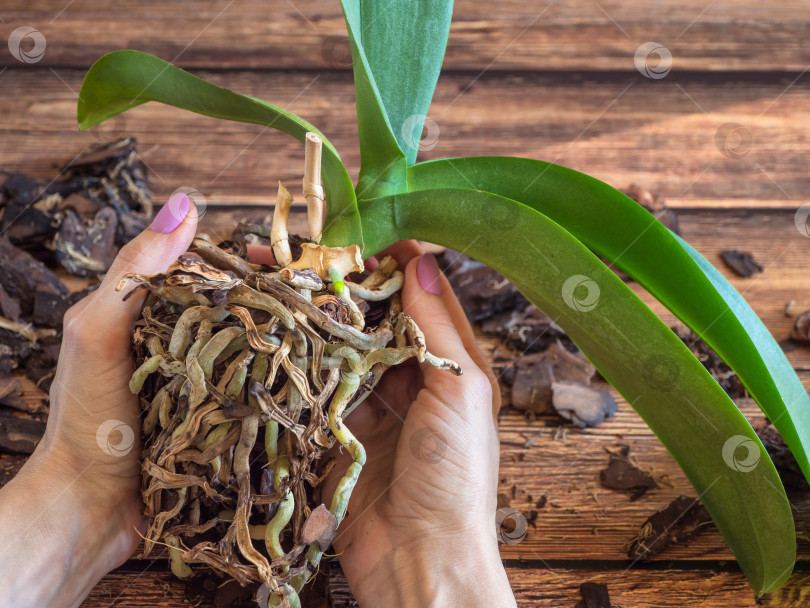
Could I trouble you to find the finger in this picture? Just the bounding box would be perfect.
[73,192,198,336]
[246,243,276,266]
[436,270,502,414]
[401,254,493,415]
[363,255,379,272]
[377,240,423,269]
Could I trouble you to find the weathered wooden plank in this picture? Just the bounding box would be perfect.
[493,403,810,562]
[501,565,810,608]
[3,0,810,71]
[1,70,809,208]
[78,561,810,607]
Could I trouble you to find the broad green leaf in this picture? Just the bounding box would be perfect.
[408,156,810,486]
[76,50,362,248]
[358,0,453,166]
[340,0,408,199]
[359,187,795,594]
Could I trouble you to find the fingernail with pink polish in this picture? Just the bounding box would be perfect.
[417,253,442,295]
[151,192,190,234]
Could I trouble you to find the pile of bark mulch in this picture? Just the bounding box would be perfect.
[0,138,151,455]
[438,249,617,428]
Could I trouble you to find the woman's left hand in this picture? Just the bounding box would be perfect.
[0,193,196,608]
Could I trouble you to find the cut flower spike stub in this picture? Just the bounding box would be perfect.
[120,190,459,606]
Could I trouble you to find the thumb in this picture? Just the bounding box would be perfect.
[401,254,482,397]
[77,192,199,332]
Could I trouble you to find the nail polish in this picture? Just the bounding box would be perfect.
[151,192,190,234]
[416,253,442,295]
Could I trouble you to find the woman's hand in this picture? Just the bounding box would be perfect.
[0,194,197,608]
[322,241,517,608]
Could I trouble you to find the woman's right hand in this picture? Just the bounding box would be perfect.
[322,241,517,607]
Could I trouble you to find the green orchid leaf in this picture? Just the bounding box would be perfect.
[340,0,408,199]
[408,156,810,486]
[359,187,795,595]
[76,49,362,248]
[357,0,453,166]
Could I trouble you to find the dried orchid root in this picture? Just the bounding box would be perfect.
[121,155,460,606]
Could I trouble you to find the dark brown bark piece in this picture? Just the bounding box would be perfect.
[512,343,595,412]
[32,291,70,329]
[301,504,338,551]
[751,419,807,492]
[0,236,69,319]
[625,495,713,560]
[575,581,612,608]
[54,206,119,277]
[0,410,46,454]
[23,336,61,391]
[481,305,571,353]
[441,255,526,322]
[62,138,151,246]
[551,381,617,428]
[600,455,657,493]
[0,454,27,488]
[671,324,746,399]
[0,377,31,412]
[791,310,810,344]
[0,282,21,322]
[0,174,54,248]
[720,249,763,277]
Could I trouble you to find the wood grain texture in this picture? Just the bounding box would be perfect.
[2,0,810,71]
[76,562,810,607]
[0,69,808,209]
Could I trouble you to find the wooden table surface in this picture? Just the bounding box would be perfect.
[2,1,810,606]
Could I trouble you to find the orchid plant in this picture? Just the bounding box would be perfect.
[77,0,807,596]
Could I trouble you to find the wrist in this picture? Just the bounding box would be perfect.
[0,447,141,607]
[346,529,516,608]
